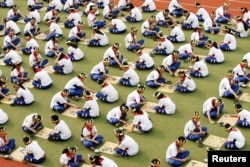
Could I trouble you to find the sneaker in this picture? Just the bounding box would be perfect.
[71,96,80,101]
[0,53,4,58]
[4,155,12,160]
[239,82,247,88]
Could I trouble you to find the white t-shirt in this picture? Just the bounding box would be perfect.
[196,7,209,20]
[33,69,53,87]
[119,135,139,156]
[49,0,63,11]
[67,46,84,59]
[60,153,71,166]
[5,20,20,34]
[82,99,99,117]
[170,26,185,42]
[142,0,156,11]
[22,113,37,127]
[125,33,137,48]
[242,52,250,67]
[233,64,246,77]
[0,109,8,124]
[126,90,141,106]
[236,22,249,37]
[146,70,160,81]
[227,128,245,148]
[168,0,182,13]
[180,76,196,91]
[158,96,176,114]
[111,19,126,31]
[203,17,214,31]
[95,156,118,167]
[29,52,43,67]
[4,50,22,64]
[57,57,73,74]
[122,68,140,86]
[157,38,174,54]
[82,125,98,139]
[178,43,193,54]
[65,77,83,90]
[238,109,250,123]
[185,12,199,28]
[25,38,39,53]
[54,120,71,140]
[223,33,236,50]
[192,60,209,76]
[166,141,178,159]
[129,7,142,21]
[208,47,224,63]
[184,119,201,137]
[16,87,34,104]
[25,141,45,160]
[92,31,109,46]
[49,22,63,35]
[50,91,68,109]
[138,52,154,67]
[91,62,106,74]
[133,111,153,131]
[107,106,122,120]
[67,12,82,26]
[202,97,218,114]
[218,77,233,97]
[100,83,118,102]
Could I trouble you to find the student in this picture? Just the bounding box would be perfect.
[153,91,176,115]
[219,26,237,51]
[88,154,118,167]
[146,65,166,88]
[76,90,99,119]
[80,119,103,150]
[162,50,181,75]
[224,123,245,149]
[53,52,73,74]
[96,79,119,103]
[203,97,224,124]
[129,106,153,133]
[205,40,224,64]
[125,26,144,51]
[22,136,45,164]
[50,89,80,113]
[119,62,140,87]
[218,70,241,99]
[0,108,8,125]
[11,82,34,106]
[22,113,43,134]
[65,73,94,99]
[215,2,231,24]
[170,71,196,93]
[0,127,15,154]
[126,84,147,108]
[0,76,10,100]
[32,66,53,89]
[184,112,207,147]
[168,0,184,17]
[125,3,143,22]
[140,0,156,12]
[195,2,209,22]
[107,103,129,126]
[181,10,199,30]
[88,25,109,47]
[166,136,190,166]
[230,103,250,128]
[113,128,139,156]
[189,56,209,78]
[48,115,72,141]
[167,23,185,43]
[60,147,83,167]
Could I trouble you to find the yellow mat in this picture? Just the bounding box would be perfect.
[62,106,78,118]
[239,93,250,102]
[217,114,238,126]
[79,38,90,45]
[22,80,34,89]
[0,95,15,104]
[127,62,136,69]
[35,127,53,139]
[185,160,207,167]
[142,48,152,55]
[141,102,157,113]
[99,141,117,155]
[203,135,226,148]
[10,147,25,161]
[157,84,175,93]
[105,75,121,85]
[0,58,6,66]
[44,65,54,73]
[35,33,46,40]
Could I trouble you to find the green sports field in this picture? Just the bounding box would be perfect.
[0,1,250,166]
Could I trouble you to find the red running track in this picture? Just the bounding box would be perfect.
[114,0,250,17]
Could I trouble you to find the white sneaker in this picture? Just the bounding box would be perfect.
[239,82,247,88]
